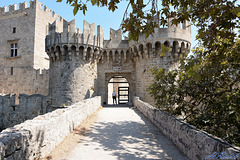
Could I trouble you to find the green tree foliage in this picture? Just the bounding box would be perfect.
[149,39,240,145]
[58,0,240,145]
[148,0,240,145]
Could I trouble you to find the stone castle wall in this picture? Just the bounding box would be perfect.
[96,33,135,104]
[0,0,66,96]
[0,2,36,68]
[34,1,63,69]
[0,0,191,106]
[0,94,49,131]
[0,2,37,96]
[49,55,97,107]
[130,19,190,105]
[46,17,191,106]
[0,68,49,96]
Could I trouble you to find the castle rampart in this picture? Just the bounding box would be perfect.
[0,0,191,106]
[46,16,191,106]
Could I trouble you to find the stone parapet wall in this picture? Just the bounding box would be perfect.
[0,96,101,160]
[133,97,240,160]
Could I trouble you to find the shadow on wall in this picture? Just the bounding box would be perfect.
[84,90,90,99]
[84,78,98,100]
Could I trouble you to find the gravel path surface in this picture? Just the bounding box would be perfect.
[66,107,189,160]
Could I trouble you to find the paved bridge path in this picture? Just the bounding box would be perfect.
[47,107,189,160]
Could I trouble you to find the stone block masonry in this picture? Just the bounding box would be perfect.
[0,0,64,96]
[0,94,49,131]
[0,96,101,160]
[133,97,240,160]
[0,68,49,96]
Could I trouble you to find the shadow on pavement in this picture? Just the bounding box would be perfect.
[75,107,188,160]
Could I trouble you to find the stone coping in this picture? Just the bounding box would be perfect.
[0,96,101,160]
[133,97,240,160]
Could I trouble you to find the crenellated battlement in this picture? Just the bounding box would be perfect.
[110,28,122,41]
[46,20,104,53]
[0,0,192,109]
[34,68,49,77]
[167,18,191,32]
[19,2,28,10]
[46,17,191,65]
[0,1,31,14]
[0,0,63,24]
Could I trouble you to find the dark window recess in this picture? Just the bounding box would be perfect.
[13,27,16,33]
[12,105,16,111]
[10,67,13,75]
[11,50,14,57]
[10,43,18,57]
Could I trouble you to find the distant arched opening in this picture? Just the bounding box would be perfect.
[115,50,119,63]
[146,43,152,57]
[186,43,190,51]
[79,46,84,60]
[86,47,92,62]
[139,44,144,58]
[155,41,161,54]
[103,51,107,63]
[164,41,170,47]
[63,45,68,55]
[56,46,61,60]
[126,50,130,63]
[71,45,76,55]
[109,51,113,62]
[173,41,179,53]
[180,42,185,54]
[107,76,129,105]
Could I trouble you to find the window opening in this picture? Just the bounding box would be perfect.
[13,27,16,33]
[10,67,13,75]
[12,105,16,111]
[11,43,18,57]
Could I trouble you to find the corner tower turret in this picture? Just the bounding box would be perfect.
[46,20,103,106]
[128,18,191,105]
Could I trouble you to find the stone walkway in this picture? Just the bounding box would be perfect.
[66,107,189,160]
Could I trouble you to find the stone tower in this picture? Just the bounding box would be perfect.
[46,17,191,106]
[0,0,63,96]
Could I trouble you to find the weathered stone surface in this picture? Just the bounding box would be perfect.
[0,94,48,130]
[0,96,101,160]
[134,97,240,160]
[0,142,4,160]
[0,0,59,96]
[1,0,191,107]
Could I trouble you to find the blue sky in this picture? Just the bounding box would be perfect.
[1,0,238,49]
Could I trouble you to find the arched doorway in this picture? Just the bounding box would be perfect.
[108,76,129,105]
